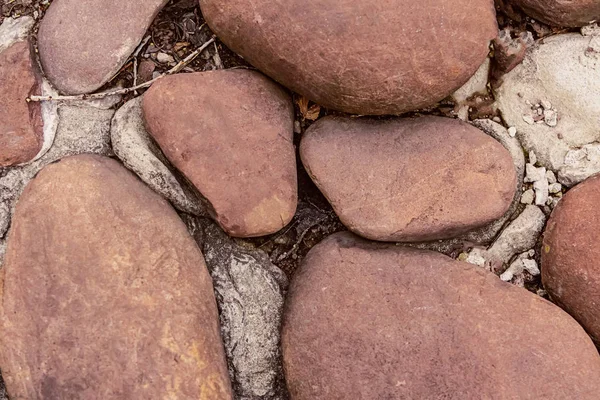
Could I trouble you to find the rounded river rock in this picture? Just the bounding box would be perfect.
[282,232,600,399]
[507,0,600,27]
[199,0,498,115]
[0,155,233,399]
[543,174,600,344]
[300,116,516,242]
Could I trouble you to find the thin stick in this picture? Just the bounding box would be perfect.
[28,36,216,102]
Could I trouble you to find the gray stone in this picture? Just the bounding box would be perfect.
[0,104,114,268]
[0,16,34,53]
[559,144,600,186]
[183,216,288,400]
[495,33,600,186]
[111,97,206,215]
[525,164,546,183]
[534,178,549,206]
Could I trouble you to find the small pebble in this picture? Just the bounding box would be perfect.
[544,109,558,127]
[534,179,549,206]
[545,170,557,184]
[549,182,562,194]
[520,189,535,205]
[156,52,174,64]
[508,126,517,137]
[525,164,546,183]
[541,99,552,110]
[523,115,535,125]
[529,151,537,165]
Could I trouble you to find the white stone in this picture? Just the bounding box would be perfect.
[545,170,557,184]
[520,189,535,205]
[525,164,546,183]
[156,52,174,64]
[495,33,600,179]
[533,179,549,206]
[452,58,490,104]
[529,151,537,165]
[508,126,517,137]
[559,144,600,186]
[549,182,562,194]
[0,16,34,53]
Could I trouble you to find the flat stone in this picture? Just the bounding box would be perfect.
[186,217,288,400]
[0,40,42,167]
[543,174,600,344]
[506,0,600,27]
[0,155,233,399]
[37,0,168,94]
[282,232,600,399]
[200,0,497,115]
[300,116,516,242]
[111,96,206,216]
[495,33,600,186]
[143,70,297,238]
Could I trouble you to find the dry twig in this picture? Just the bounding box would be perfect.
[28,36,216,102]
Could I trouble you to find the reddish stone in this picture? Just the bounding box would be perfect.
[0,40,42,167]
[300,116,516,242]
[143,69,297,238]
[543,174,600,343]
[282,232,600,399]
[38,0,168,94]
[199,0,497,115]
[0,155,233,399]
[506,0,600,27]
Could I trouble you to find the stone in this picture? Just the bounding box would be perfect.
[559,144,600,186]
[199,0,498,115]
[467,205,546,269]
[495,33,600,186]
[543,174,600,343]
[282,232,600,399]
[0,103,114,270]
[0,40,42,167]
[520,189,535,204]
[187,218,288,400]
[143,69,297,238]
[37,0,168,94]
[524,164,545,183]
[0,17,34,53]
[452,58,491,104]
[506,0,600,27]
[300,116,516,242]
[111,97,206,216]
[0,155,233,399]
[534,178,549,206]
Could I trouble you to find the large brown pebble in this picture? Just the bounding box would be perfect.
[143,70,297,238]
[0,155,232,399]
[0,41,42,167]
[300,116,516,242]
[506,0,600,27]
[282,232,600,399]
[199,0,497,115]
[38,0,168,94]
[542,174,600,343]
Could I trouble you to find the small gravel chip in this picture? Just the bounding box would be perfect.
[545,170,557,184]
[544,109,558,127]
[508,126,517,137]
[520,189,535,205]
[534,179,549,206]
[156,52,174,64]
[541,99,552,110]
[549,182,562,194]
[529,151,537,165]
[525,164,546,183]
[522,115,535,125]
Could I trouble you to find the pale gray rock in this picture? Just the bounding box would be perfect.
[534,178,549,206]
[0,104,114,268]
[559,144,600,186]
[495,33,600,186]
[111,97,206,215]
[183,216,288,400]
[520,189,535,205]
[0,203,9,239]
[452,58,490,103]
[0,16,34,53]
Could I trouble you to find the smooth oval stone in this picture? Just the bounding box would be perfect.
[300,116,516,242]
[282,232,600,399]
[506,0,600,27]
[199,0,498,115]
[143,70,297,238]
[542,174,600,343]
[37,0,168,94]
[0,40,42,167]
[0,155,233,399]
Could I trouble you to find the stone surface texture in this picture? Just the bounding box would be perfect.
[507,0,600,27]
[111,96,206,216]
[186,218,288,400]
[542,174,600,344]
[0,155,233,399]
[495,32,600,186]
[300,116,516,242]
[143,69,297,238]
[38,0,169,94]
[282,232,600,399]
[199,0,497,115]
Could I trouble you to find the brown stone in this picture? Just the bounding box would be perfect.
[0,40,42,167]
[37,0,168,94]
[542,174,600,344]
[506,0,600,27]
[142,70,297,238]
[300,116,516,242]
[282,232,600,399]
[199,0,497,115]
[0,155,232,399]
